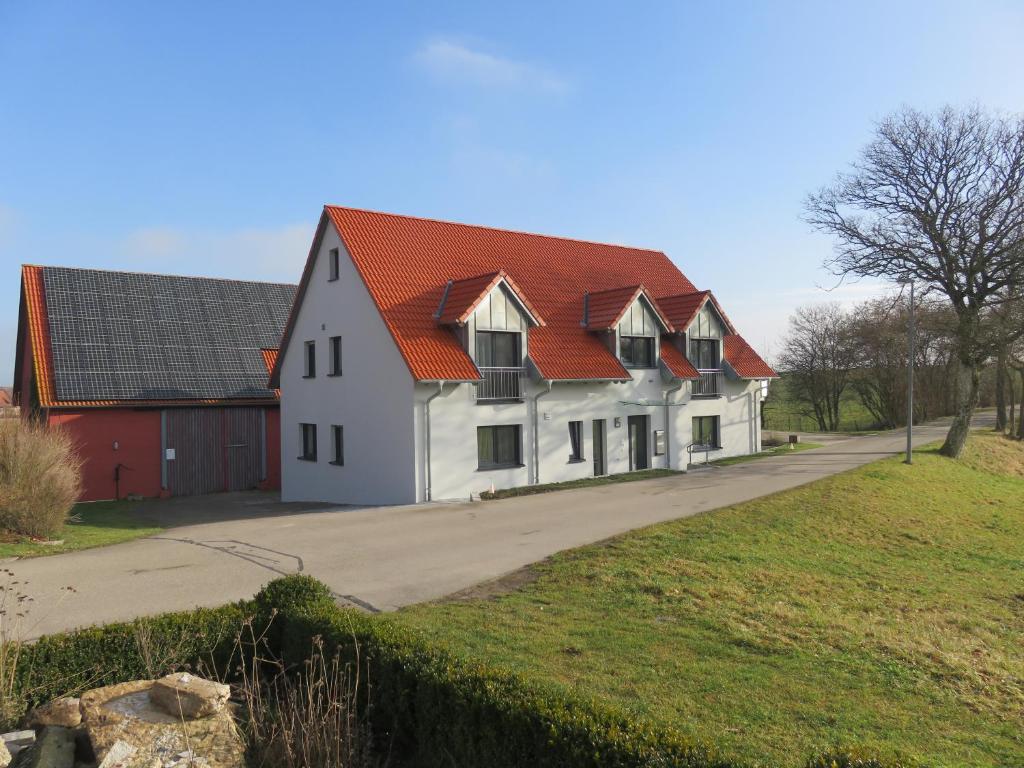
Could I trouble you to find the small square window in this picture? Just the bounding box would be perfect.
[304,341,316,378]
[328,248,339,281]
[328,336,342,376]
[330,425,344,465]
[299,423,317,461]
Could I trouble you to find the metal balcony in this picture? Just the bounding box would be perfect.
[475,367,524,402]
[692,369,724,397]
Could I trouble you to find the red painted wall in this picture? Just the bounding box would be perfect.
[48,405,282,502]
[262,407,282,490]
[48,409,162,502]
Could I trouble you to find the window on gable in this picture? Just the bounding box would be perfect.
[692,416,719,449]
[304,341,316,378]
[299,423,317,461]
[568,421,584,462]
[477,425,522,469]
[476,331,521,368]
[689,338,720,370]
[328,336,342,376]
[328,248,339,281]
[330,425,344,465]
[620,336,655,368]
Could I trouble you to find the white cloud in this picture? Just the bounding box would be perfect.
[414,39,568,94]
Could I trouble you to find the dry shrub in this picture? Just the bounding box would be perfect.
[233,624,380,768]
[0,420,81,538]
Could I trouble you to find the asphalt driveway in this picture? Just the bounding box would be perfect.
[14,418,984,638]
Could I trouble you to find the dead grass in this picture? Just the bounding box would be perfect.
[961,431,1024,477]
[0,420,81,538]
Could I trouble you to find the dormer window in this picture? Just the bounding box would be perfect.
[620,336,655,368]
[689,338,719,369]
[477,330,520,368]
[434,270,544,403]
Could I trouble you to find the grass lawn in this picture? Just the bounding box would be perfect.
[0,501,163,559]
[394,432,1024,767]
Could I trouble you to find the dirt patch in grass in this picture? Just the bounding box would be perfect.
[440,563,543,602]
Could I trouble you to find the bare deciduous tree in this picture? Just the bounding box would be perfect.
[806,106,1024,457]
[777,304,856,431]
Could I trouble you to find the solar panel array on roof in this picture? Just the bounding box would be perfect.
[42,267,297,402]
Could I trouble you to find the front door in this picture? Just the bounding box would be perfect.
[628,415,649,471]
[592,419,607,476]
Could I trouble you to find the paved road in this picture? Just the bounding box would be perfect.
[15,418,983,638]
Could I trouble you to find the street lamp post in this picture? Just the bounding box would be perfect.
[906,280,915,465]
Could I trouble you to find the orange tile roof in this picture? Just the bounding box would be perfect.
[655,290,710,331]
[724,335,778,379]
[659,341,699,379]
[585,285,673,332]
[260,347,280,373]
[435,270,544,326]
[261,348,282,397]
[312,207,699,381]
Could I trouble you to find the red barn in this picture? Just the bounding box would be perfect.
[13,265,296,502]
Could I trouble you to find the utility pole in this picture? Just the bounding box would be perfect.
[906,280,915,464]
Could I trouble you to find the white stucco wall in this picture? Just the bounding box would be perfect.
[279,225,417,505]
[416,369,763,502]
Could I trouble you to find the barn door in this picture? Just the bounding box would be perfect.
[225,407,262,491]
[163,407,265,496]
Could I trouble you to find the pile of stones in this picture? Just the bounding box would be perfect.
[1,673,244,768]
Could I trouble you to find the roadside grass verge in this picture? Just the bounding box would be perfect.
[699,441,824,467]
[395,432,1024,766]
[0,501,163,558]
[479,468,680,499]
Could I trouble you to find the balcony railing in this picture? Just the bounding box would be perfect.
[475,367,524,402]
[692,369,724,397]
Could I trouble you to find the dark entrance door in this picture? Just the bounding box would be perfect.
[628,415,649,471]
[164,407,265,496]
[592,419,606,476]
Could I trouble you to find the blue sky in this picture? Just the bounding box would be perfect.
[3,1,1023,386]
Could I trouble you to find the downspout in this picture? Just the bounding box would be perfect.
[423,382,445,502]
[664,380,683,470]
[532,381,554,484]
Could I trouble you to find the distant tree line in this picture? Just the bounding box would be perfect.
[775,295,1024,438]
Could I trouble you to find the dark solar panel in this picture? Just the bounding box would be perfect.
[42,267,297,402]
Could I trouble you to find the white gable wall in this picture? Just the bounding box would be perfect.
[279,225,417,505]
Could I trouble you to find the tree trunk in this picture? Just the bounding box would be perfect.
[940,358,981,457]
[995,352,1007,432]
[1018,369,1024,440]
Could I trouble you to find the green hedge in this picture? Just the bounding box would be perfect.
[16,601,251,710]
[17,577,914,768]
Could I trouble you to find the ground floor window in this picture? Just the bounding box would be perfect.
[692,416,719,449]
[477,425,522,469]
[299,423,317,461]
[568,420,583,462]
[330,425,344,465]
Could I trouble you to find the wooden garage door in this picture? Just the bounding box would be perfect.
[164,408,264,496]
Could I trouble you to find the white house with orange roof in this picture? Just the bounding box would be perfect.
[270,207,777,506]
